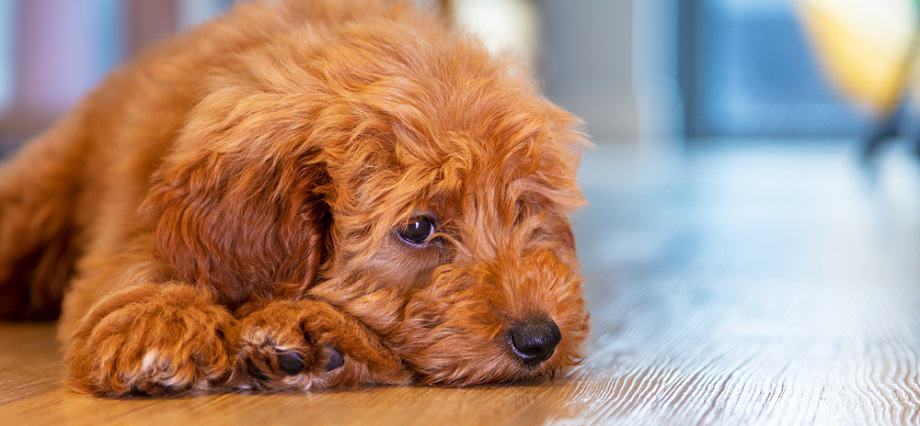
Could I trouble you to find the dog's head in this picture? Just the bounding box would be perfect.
[144,8,588,386]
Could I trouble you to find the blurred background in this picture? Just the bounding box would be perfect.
[2,0,916,151]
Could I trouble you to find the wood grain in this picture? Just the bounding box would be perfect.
[1,142,919,425]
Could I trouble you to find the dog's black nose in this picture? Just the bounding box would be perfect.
[508,318,562,366]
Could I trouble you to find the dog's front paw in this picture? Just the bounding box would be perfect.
[66,284,238,396]
[236,300,409,391]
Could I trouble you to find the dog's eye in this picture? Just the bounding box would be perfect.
[397,215,436,247]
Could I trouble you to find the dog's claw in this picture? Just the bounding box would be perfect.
[324,345,344,371]
[278,351,306,375]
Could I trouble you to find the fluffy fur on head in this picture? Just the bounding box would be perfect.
[0,0,589,395]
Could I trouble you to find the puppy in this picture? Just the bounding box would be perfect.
[0,0,589,396]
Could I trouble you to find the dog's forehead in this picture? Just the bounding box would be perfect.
[378,91,573,207]
[389,126,546,196]
[389,90,553,175]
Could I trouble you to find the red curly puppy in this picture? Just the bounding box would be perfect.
[0,0,589,396]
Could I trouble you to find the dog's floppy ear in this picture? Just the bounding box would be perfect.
[140,91,331,307]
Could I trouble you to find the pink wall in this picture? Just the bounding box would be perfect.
[1,0,182,139]
[15,0,102,115]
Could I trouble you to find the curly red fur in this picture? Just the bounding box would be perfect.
[0,0,589,396]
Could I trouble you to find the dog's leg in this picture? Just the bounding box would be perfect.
[64,281,239,396]
[236,299,410,391]
[0,114,87,319]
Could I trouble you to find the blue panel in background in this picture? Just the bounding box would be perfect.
[0,1,16,111]
[690,0,872,138]
[179,0,235,29]
[89,0,124,84]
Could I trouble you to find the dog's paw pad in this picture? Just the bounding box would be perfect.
[278,351,307,376]
[323,345,344,371]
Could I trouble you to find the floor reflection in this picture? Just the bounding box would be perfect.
[569,141,920,423]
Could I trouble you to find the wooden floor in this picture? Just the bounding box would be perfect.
[2,141,920,425]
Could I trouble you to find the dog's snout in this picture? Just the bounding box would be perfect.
[508,318,562,366]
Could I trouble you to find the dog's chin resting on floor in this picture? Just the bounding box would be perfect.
[0,0,590,396]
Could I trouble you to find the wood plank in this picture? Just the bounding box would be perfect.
[1,142,919,424]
